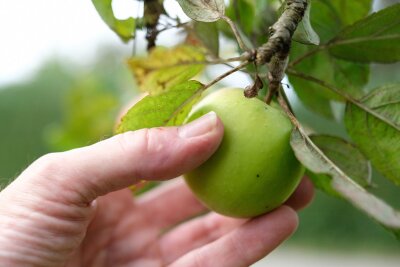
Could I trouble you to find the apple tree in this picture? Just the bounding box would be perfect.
[91,0,400,239]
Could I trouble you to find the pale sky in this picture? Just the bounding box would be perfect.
[0,0,392,87]
[0,0,190,86]
[0,1,112,85]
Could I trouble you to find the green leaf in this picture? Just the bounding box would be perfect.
[331,58,370,98]
[225,0,255,36]
[305,170,338,197]
[253,0,279,42]
[345,84,400,185]
[310,135,372,187]
[291,127,400,239]
[92,0,135,42]
[219,0,277,45]
[292,0,320,45]
[329,3,400,63]
[309,0,372,44]
[290,45,341,100]
[177,0,225,22]
[127,45,205,95]
[289,44,370,118]
[47,78,119,150]
[330,0,372,26]
[292,50,369,99]
[309,0,342,43]
[289,77,335,118]
[288,0,371,117]
[116,81,204,133]
[192,21,220,56]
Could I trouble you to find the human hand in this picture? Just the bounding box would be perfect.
[0,112,313,267]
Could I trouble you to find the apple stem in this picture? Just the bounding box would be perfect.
[244,72,263,98]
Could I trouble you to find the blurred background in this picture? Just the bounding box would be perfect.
[0,0,399,266]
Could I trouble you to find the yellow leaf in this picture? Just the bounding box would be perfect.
[127,45,206,95]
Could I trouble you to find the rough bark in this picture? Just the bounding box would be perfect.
[256,0,308,65]
[255,0,307,103]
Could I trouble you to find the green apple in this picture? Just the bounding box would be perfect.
[184,88,304,218]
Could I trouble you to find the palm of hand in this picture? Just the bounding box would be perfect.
[66,181,202,267]
[66,179,304,267]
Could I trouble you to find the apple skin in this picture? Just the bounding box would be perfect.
[184,88,304,218]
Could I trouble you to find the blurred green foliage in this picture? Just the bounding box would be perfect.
[0,61,72,185]
[0,48,134,185]
[0,48,399,251]
[46,77,119,151]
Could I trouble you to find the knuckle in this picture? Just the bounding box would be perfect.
[116,130,149,157]
[30,152,63,176]
[115,131,136,155]
[143,128,160,155]
[281,205,299,231]
[228,234,250,266]
[203,215,222,240]
[114,128,176,179]
[117,128,165,157]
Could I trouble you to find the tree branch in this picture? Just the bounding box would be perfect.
[264,55,289,103]
[256,0,307,65]
[144,0,165,50]
[131,54,251,71]
[256,0,308,104]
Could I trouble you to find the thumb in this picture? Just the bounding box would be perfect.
[13,112,223,204]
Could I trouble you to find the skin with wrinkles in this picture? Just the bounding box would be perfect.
[0,111,313,267]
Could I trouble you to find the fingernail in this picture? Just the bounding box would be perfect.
[179,111,218,138]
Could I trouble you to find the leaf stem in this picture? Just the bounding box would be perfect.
[286,69,400,131]
[207,53,252,64]
[156,21,189,34]
[288,44,327,67]
[278,89,400,235]
[167,61,250,124]
[203,61,250,91]
[132,54,251,70]
[221,15,249,52]
[277,89,361,190]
